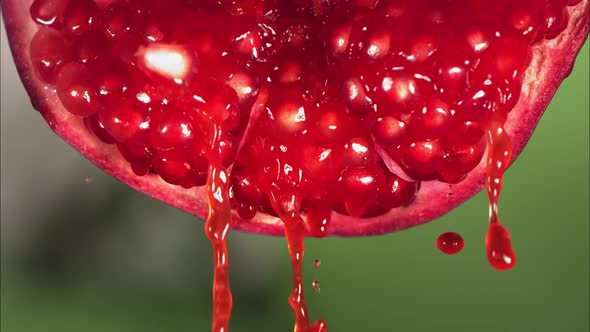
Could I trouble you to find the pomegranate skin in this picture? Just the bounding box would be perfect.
[2,0,589,237]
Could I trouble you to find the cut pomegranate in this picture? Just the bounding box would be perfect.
[4,0,587,237]
[2,0,588,331]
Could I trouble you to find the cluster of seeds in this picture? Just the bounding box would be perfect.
[29,0,575,232]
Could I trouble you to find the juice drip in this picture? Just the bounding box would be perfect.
[205,125,233,332]
[270,191,327,332]
[284,219,328,332]
[485,122,516,271]
[284,218,312,331]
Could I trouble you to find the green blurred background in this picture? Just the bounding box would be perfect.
[1,19,588,332]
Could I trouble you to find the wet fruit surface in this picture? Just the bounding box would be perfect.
[2,0,588,331]
[24,0,581,233]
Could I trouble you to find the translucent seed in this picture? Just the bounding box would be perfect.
[30,27,73,84]
[305,207,331,238]
[62,0,97,36]
[102,3,133,40]
[99,101,148,142]
[30,0,69,28]
[56,63,100,117]
[371,116,408,147]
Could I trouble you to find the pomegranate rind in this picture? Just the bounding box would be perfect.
[2,0,589,236]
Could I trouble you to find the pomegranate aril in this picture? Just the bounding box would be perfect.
[232,28,263,60]
[93,58,133,99]
[379,73,419,104]
[30,27,73,84]
[434,41,473,98]
[316,103,353,143]
[437,139,486,184]
[341,137,379,169]
[142,23,165,43]
[117,143,153,176]
[74,33,108,64]
[189,80,243,130]
[443,120,485,151]
[62,0,97,36]
[371,116,408,147]
[236,203,257,220]
[227,70,260,106]
[56,63,101,117]
[398,140,443,181]
[266,96,311,138]
[408,34,438,63]
[100,106,147,144]
[464,27,491,53]
[102,3,134,40]
[277,60,303,83]
[409,99,450,139]
[338,167,384,217]
[542,3,570,39]
[377,173,418,209]
[364,29,392,59]
[30,0,68,28]
[339,77,372,114]
[84,115,116,144]
[328,24,352,56]
[506,5,543,40]
[305,207,331,238]
[151,154,200,186]
[484,36,532,81]
[455,86,503,123]
[150,107,199,152]
[231,170,265,206]
[301,145,338,182]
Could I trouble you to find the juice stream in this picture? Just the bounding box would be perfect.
[205,124,233,332]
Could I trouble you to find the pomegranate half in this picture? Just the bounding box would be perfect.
[2,0,588,239]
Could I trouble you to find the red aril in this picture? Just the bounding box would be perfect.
[2,0,588,331]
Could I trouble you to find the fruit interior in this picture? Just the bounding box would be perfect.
[24,0,584,237]
[5,0,588,331]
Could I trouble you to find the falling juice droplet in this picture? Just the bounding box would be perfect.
[436,232,464,255]
[486,222,515,270]
[312,280,321,293]
[313,259,321,269]
[204,124,233,332]
[447,184,453,200]
[84,176,92,184]
[310,320,328,332]
[484,122,516,271]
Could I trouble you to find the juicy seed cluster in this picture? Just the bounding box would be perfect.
[29,0,574,234]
